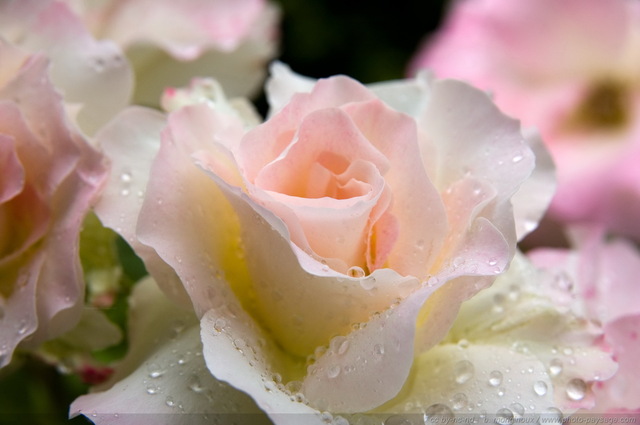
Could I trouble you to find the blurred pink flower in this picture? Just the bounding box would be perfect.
[529,228,640,413]
[412,0,640,239]
[65,0,280,105]
[0,0,133,135]
[0,41,107,367]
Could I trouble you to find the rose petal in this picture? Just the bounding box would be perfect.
[0,136,24,203]
[511,128,556,239]
[343,98,448,277]
[266,62,317,116]
[93,106,190,307]
[70,278,270,424]
[596,316,640,411]
[200,308,329,425]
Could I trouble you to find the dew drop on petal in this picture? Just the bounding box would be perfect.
[327,365,341,379]
[347,266,366,278]
[496,408,515,425]
[147,363,164,379]
[187,374,205,393]
[538,408,563,425]
[384,414,416,425]
[510,403,525,417]
[145,386,158,395]
[533,381,548,396]
[454,360,474,384]
[548,358,563,377]
[374,344,385,356]
[165,396,175,407]
[488,370,503,387]
[566,378,587,401]
[424,404,454,423]
[451,393,468,410]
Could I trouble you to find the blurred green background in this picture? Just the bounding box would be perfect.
[0,1,447,424]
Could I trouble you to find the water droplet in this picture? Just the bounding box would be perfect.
[120,172,132,183]
[488,370,503,387]
[533,381,548,396]
[510,403,525,417]
[497,387,506,397]
[424,404,454,423]
[165,396,176,407]
[16,320,28,336]
[374,344,385,356]
[488,258,498,266]
[331,336,350,355]
[452,393,468,410]
[512,154,524,163]
[263,380,276,392]
[553,272,573,291]
[145,384,160,395]
[454,360,474,384]
[384,414,417,425]
[327,365,341,378]
[360,277,376,290]
[427,276,439,286]
[566,378,587,401]
[457,339,470,348]
[147,363,164,379]
[285,380,302,394]
[538,408,563,425]
[187,375,205,393]
[496,408,514,425]
[233,338,246,353]
[347,266,365,278]
[548,358,563,377]
[213,318,227,333]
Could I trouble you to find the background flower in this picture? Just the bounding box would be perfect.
[529,228,640,413]
[0,0,133,135]
[64,0,280,106]
[0,41,107,368]
[411,0,640,240]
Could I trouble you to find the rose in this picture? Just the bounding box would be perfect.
[0,0,133,135]
[86,64,552,421]
[63,0,279,106]
[410,0,640,240]
[71,254,616,423]
[0,40,107,368]
[529,227,640,413]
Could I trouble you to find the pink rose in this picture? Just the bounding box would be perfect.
[83,65,551,420]
[411,0,640,240]
[0,41,107,367]
[65,0,279,105]
[529,228,640,413]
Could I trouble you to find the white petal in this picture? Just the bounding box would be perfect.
[71,278,270,424]
[94,107,190,306]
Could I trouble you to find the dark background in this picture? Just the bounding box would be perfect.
[0,1,448,424]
